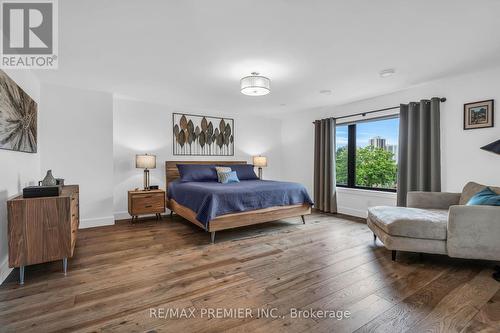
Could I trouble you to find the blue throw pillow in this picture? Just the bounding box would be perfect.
[223,164,259,180]
[466,187,500,206]
[177,164,217,182]
[218,171,240,184]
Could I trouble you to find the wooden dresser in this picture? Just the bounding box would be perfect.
[128,189,166,222]
[7,185,79,284]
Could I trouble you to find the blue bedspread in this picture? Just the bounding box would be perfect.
[168,180,313,226]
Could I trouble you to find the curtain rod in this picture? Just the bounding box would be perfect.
[312,97,446,124]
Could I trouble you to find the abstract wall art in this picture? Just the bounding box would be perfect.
[0,70,38,153]
[172,113,234,156]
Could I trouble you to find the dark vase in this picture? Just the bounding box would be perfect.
[41,170,57,186]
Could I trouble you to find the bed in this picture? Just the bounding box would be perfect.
[166,161,313,243]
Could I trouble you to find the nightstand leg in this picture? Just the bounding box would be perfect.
[19,266,25,285]
[63,257,68,275]
[210,232,216,244]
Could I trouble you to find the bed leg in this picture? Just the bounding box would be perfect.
[392,250,397,261]
[170,210,173,218]
[373,233,377,242]
[301,215,305,224]
[210,231,216,244]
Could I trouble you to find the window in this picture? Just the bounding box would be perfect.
[335,116,399,192]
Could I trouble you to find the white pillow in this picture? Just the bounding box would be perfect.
[215,167,232,183]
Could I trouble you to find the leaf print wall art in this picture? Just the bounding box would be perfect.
[172,113,234,156]
[0,70,38,153]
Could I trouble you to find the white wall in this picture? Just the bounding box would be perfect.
[113,98,284,219]
[40,84,114,228]
[282,66,500,217]
[0,70,40,284]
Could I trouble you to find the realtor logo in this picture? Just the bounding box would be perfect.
[1,0,58,68]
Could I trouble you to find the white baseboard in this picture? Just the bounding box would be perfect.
[79,216,115,229]
[0,255,13,285]
[114,210,130,221]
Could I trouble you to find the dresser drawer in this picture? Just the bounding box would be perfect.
[70,229,77,256]
[71,197,79,228]
[71,213,78,231]
[70,191,79,255]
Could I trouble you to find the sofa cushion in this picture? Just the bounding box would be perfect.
[459,181,500,205]
[368,206,448,240]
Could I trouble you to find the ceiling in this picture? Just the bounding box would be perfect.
[36,0,500,117]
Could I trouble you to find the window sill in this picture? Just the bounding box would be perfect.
[336,186,397,198]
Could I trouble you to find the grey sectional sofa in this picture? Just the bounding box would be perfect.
[367,182,500,261]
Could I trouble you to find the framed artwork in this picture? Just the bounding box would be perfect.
[172,113,234,156]
[0,70,38,153]
[464,99,494,130]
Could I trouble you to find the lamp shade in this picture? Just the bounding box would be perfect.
[136,154,156,169]
[481,139,500,154]
[240,73,270,96]
[253,156,267,167]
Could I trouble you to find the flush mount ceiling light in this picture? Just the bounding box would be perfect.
[240,72,270,96]
[379,68,396,78]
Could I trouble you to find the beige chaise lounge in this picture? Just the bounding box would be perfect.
[367,182,500,261]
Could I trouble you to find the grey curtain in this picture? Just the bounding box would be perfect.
[314,118,338,213]
[397,97,441,206]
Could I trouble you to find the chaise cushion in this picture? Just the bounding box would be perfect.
[368,206,448,240]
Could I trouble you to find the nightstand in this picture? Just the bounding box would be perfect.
[128,189,166,222]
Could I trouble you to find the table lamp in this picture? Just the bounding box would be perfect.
[136,154,156,190]
[253,155,267,179]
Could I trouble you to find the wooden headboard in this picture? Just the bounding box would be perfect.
[165,160,247,188]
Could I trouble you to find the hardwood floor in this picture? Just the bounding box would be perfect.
[0,212,499,333]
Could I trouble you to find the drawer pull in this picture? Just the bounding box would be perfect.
[145,205,153,208]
